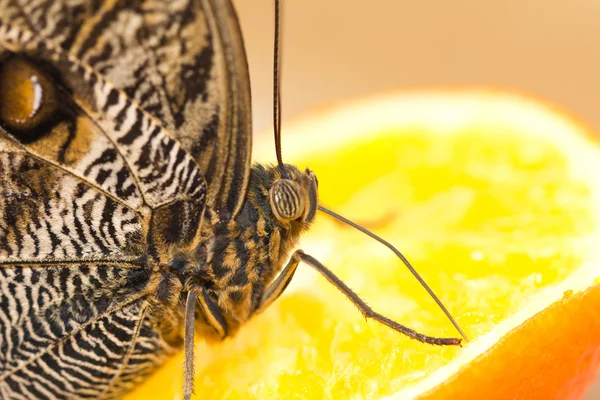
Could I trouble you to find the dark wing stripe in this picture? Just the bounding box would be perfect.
[0,260,143,266]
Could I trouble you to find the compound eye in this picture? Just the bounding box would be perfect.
[269,179,306,222]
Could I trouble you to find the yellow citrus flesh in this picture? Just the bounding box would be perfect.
[126,91,600,399]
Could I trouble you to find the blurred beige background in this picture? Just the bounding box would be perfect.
[233,1,600,398]
[235,0,600,134]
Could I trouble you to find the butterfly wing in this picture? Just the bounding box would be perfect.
[1,126,185,397]
[3,0,252,216]
[0,264,177,399]
[0,0,250,397]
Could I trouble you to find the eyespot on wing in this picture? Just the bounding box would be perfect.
[0,56,58,140]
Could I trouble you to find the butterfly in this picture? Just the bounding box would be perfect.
[0,0,466,399]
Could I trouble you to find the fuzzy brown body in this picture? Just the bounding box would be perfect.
[0,0,316,398]
[154,164,311,343]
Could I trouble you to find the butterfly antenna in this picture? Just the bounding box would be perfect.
[318,205,469,342]
[273,0,284,169]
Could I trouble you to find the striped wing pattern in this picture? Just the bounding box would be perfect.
[2,0,251,215]
[0,265,176,399]
[0,140,146,262]
[0,0,251,398]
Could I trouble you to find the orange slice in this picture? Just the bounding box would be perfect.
[126,90,600,399]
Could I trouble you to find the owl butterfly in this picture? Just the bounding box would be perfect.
[0,0,467,399]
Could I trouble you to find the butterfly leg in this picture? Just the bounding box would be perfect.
[256,250,303,312]
[183,287,229,400]
[183,289,197,400]
[258,250,462,346]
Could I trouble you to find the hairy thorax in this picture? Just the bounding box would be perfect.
[149,164,316,343]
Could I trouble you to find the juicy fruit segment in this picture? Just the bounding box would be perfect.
[126,91,600,399]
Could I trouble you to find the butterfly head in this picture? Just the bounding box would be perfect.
[190,163,319,340]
